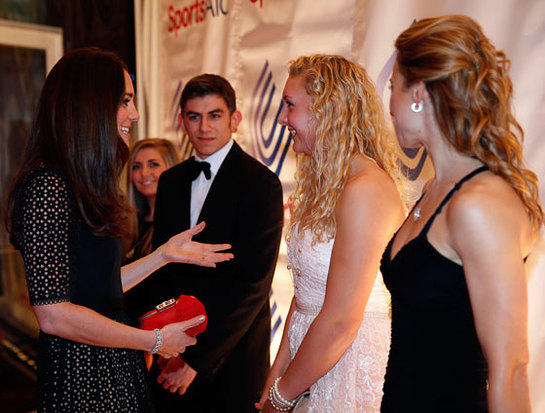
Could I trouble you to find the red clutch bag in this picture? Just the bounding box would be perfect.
[139,295,207,336]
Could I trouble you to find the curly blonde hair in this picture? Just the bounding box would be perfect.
[287,54,398,242]
[395,14,543,232]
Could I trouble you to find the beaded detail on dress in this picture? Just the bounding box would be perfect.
[15,168,155,412]
[286,227,391,413]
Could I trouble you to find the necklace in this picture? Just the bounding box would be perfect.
[413,188,431,222]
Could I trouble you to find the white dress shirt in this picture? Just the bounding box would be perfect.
[190,139,234,227]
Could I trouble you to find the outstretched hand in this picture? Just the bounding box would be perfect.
[160,222,233,267]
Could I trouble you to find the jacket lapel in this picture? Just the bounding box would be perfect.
[197,143,240,223]
[177,158,194,230]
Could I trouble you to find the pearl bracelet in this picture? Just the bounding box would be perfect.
[150,328,163,354]
[268,377,296,412]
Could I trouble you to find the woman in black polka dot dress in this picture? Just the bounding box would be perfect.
[6,47,232,412]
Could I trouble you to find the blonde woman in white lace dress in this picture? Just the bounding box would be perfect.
[256,55,405,413]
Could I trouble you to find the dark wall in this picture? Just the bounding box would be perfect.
[45,0,136,73]
[0,0,135,73]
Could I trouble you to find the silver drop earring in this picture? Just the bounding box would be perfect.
[411,101,423,113]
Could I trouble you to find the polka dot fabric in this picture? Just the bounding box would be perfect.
[18,169,73,306]
[15,167,156,412]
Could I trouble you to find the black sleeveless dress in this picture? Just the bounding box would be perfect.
[380,167,488,413]
[14,167,155,412]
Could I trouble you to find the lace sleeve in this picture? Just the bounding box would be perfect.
[18,169,74,306]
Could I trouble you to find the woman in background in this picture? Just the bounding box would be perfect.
[380,15,543,412]
[258,54,404,412]
[124,138,179,262]
[6,47,232,412]
[124,138,179,326]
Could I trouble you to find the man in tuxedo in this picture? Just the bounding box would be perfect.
[143,74,283,412]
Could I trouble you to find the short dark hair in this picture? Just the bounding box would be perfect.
[180,73,237,114]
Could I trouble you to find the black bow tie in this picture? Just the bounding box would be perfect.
[189,158,211,180]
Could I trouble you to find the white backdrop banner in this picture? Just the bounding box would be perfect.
[136,1,545,410]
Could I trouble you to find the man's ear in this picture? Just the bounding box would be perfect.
[230,110,242,133]
[178,112,187,134]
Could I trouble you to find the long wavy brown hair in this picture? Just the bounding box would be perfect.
[395,15,543,232]
[287,54,399,242]
[6,47,132,243]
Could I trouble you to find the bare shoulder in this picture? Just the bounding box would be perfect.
[337,157,404,227]
[448,172,527,226]
[343,156,402,204]
[447,172,532,254]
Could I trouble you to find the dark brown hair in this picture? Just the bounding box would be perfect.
[180,73,237,114]
[7,47,132,242]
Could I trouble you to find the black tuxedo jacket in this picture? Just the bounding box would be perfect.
[141,142,283,411]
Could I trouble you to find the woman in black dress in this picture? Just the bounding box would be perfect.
[6,47,232,412]
[380,15,543,412]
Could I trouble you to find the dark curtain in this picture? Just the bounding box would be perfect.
[45,0,135,73]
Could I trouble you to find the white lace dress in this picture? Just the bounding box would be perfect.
[287,228,391,413]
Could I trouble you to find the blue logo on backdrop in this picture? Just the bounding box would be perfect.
[249,60,292,177]
[269,289,282,343]
[247,61,290,340]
